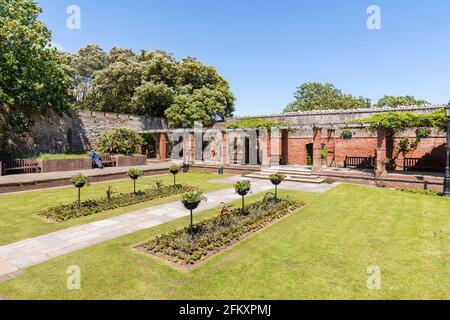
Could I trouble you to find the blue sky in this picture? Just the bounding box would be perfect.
[38,0,450,116]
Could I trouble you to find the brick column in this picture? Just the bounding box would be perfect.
[270,128,281,166]
[159,133,167,161]
[313,127,322,172]
[327,129,336,167]
[375,128,388,177]
[222,131,228,164]
[260,129,271,166]
[190,132,196,164]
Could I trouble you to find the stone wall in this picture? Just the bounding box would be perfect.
[221,105,444,127]
[0,110,167,156]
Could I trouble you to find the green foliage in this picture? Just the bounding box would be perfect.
[374,95,430,108]
[284,82,371,112]
[396,188,444,197]
[321,146,328,160]
[416,128,431,139]
[169,165,180,174]
[39,184,196,222]
[71,174,90,188]
[67,47,235,126]
[127,168,143,180]
[234,180,251,195]
[226,118,289,130]
[361,109,447,133]
[269,173,286,182]
[139,196,304,265]
[341,130,353,139]
[97,128,143,155]
[182,191,206,203]
[0,0,71,135]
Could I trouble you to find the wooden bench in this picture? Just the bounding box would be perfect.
[404,158,445,172]
[344,156,375,169]
[100,154,117,167]
[1,159,41,175]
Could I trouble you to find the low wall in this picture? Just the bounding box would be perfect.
[41,158,92,173]
[114,155,147,167]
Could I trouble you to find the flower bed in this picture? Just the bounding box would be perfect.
[40,184,196,222]
[137,195,305,266]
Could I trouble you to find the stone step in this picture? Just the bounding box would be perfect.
[245,173,325,184]
[260,169,316,177]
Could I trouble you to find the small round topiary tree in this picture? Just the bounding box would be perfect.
[128,168,143,194]
[98,128,143,155]
[269,173,286,202]
[71,173,90,209]
[169,165,180,186]
[181,191,206,239]
[234,180,251,213]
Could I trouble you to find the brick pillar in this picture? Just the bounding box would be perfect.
[270,128,281,166]
[313,128,322,172]
[159,133,167,161]
[375,128,388,177]
[222,131,228,164]
[260,129,271,166]
[327,129,336,167]
[190,132,195,164]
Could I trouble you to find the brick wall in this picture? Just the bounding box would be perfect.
[281,127,446,169]
[40,158,92,173]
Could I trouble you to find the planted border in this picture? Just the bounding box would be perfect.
[40,184,196,222]
[137,195,305,266]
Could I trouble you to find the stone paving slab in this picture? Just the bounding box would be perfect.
[0,176,336,280]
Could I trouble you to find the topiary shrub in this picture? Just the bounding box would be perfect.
[98,128,143,155]
[71,173,90,209]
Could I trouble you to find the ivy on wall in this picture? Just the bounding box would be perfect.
[359,108,447,133]
[226,118,290,131]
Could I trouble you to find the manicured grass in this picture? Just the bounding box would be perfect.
[0,184,448,300]
[0,173,232,245]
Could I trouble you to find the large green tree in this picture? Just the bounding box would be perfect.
[69,46,235,126]
[374,95,430,108]
[284,82,371,112]
[0,0,71,135]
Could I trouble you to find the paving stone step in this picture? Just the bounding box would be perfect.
[245,173,325,184]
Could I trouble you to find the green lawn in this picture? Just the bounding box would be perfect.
[0,184,448,300]
[0,172,232,245]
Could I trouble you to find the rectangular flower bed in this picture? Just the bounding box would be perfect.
[137,195,305,266]
[39,184,196,222]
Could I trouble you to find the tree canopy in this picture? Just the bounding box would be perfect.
[67,47,235,127]
[374,95,430,108]
[284,82,371,113]
[0,0,71,136]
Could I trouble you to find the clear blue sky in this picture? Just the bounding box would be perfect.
[38,0,450,116]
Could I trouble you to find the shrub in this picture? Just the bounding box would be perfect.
[138,196,305,266]
[342,129,353,140]
[71,173,89,188]
[182,191,206,203]
[97,128,143,155]
[234,180,251,195]
[397,188,443,197]
[40,184,196,222]
[128,168,143,194]
[71,173,90,209]
[169,165,180,185]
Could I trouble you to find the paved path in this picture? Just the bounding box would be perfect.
[0,177,337,280]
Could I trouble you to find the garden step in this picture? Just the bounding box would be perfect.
[244,173,325,184]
